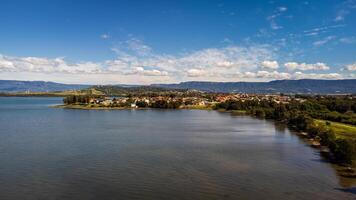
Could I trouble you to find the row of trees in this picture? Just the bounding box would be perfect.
[215,97,356,125]
[214,99,356,164]
[305,96,356,113]
[63,95,96,104]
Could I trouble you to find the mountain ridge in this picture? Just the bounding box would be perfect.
[0,80,90,92]
[152,79,356,94]
[0,79,355,94]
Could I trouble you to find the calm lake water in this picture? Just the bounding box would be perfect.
[0,97,355,199]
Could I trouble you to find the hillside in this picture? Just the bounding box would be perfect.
[153,79,356,94]
[0,80,90,92]
[1,79,355,94]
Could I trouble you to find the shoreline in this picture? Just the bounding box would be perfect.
[52,104,214,110]
[53,104,146,110]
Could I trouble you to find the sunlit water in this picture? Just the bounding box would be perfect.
[0,97,355,199]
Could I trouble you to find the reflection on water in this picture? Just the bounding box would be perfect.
[333,165,356,188]
[0,97,355,200]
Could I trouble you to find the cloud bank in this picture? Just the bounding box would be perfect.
[0,39,353,84]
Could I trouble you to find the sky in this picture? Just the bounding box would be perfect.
[0,0,355,84]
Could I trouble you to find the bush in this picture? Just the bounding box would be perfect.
[254,108,265,118]
[288,113,312,131]
[136,101,148,108]
[317,128,336,146]
[329,138,356,164]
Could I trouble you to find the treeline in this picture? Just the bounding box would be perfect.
[216,96,356,125]
[297,95,356,113]
[214,98,356,165]
[63,95,100,104]
[299,96,356,125]
[148,100,182,109]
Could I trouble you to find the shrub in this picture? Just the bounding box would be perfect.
[136,101,148,108]
[329,138,356,164]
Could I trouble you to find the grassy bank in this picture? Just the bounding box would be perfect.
[181,105,213,110]
[314,120,356,140]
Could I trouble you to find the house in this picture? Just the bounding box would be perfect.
[88,98,96,104]
[102,99,113,106]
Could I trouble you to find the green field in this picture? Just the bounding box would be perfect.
[314,119,356,139]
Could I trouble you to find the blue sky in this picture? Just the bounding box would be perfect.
[0,0,355,84]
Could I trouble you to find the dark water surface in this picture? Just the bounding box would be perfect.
[0,97,355,199]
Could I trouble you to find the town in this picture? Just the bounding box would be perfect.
[62,92,307,109]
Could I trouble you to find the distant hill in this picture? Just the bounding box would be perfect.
[0,80,90,92]
[153,79,356,94]
[1,79,355,94]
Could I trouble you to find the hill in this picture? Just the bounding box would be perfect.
[153,79,356,94]
[0,80,90,92]
[1,79,355,94]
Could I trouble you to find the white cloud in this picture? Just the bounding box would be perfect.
[175,46,273,70]
[0,54,102,74]
[278,7,287,12]
[234,71,256,79]
[217,61,234,68]
[259,71,285,79]
[233,71,343,80]
[0,55,15,71]
[101,34,110,39]
[304,32,319,36]
[293,72,342,79]
[256,70,290,79]
[261,60,279,69]
[233,71,291,80]
[334,0,356,22]
[107,40,275,80]
[267,6,287,30]
[313,36,336,46]
[130,67,168,76]
[339,37,355,44]
[346,63,356,71]
[270,21,282,30]
[284,62,330,71]
[303,25,345,37]
[334,15,345,21]
[334,9,350,22]
[0,40,275,83]
[186,69,207,77]
[126,38,152,56]
[0,37,348,84]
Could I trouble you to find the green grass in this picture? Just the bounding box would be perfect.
[230,110,247,114]
[314,119,356,139]
[182,105,212,110]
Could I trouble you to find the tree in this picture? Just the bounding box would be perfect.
[136,101,148,108]
[329,139,356,164]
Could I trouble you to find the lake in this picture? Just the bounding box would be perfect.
[0,97,355,199]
